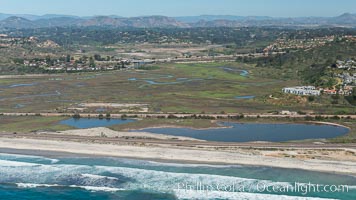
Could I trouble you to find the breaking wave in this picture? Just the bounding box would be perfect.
[15,183,124,193]
[0,153,354,199]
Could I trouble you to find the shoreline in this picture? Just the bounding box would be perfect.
[0,137,355,176]
[0,147,247,167]
[310,121,351,130]
[2,147,355,179]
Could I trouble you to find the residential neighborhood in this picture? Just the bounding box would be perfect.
[283,58,356,97]
[21,55,133,71]
[335,59,356,70]
[336,72,356,85]
[263,36,335,54]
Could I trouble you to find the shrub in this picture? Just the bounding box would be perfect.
[308,96,315,102]
[106,113,111,119]
[73,113,81,119]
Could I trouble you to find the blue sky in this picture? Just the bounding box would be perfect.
[0,0,355,17]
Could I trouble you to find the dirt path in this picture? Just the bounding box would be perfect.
[2,112,356,119]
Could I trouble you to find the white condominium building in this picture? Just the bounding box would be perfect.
[282,86,320,96]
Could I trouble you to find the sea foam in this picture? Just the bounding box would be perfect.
[69,185,124,192]
[0,155,354,199]
[0,153,59,164]
[15,183,123,193]
[81,173,119,181]
[16,183,60,188]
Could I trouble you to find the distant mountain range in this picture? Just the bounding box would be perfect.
[0,13,356,29]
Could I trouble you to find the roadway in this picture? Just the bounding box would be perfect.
[1,112,356,119]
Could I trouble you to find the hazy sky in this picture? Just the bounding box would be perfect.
[0,0,355,17]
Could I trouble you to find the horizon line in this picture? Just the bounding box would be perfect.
[0,12,355,19]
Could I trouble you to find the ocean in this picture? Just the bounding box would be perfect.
[0,152,355,200]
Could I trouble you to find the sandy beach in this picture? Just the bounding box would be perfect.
[0,127,355,175]
[43,127,204,141]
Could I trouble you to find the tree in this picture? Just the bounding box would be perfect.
[73,113,81,119]
[345,87,356,106]
[94,54,102,61]
[106,113,111,119]
[45,55,51,63]
[66,54,71,62]
[331,94,340,100]
[73,62,78,69]
[89,57,96,68]
[308,96,315,102]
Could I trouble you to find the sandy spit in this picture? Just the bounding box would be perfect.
[0,137,355,175]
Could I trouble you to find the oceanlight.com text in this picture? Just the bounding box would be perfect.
[177,181,349,195]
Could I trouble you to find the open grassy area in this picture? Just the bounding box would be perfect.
[0,115,71,133]
[0,61,354,114]
[172,63,249,81]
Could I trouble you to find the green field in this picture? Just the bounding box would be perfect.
[0,115,71,133]
[0,62,354,114]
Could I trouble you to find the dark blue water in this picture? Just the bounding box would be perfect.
[235,95,255,99]
[220,67,249,77]
[0,91,62,101]
[127,66,249,88]
[0,83,37,89]
[133,122,349,142]
[59,118,136,129]
[95,108,107,112]
[129,76,202,85]
[14,104,26,109]
[0,153,354,200]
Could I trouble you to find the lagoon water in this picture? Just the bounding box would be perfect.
[220,67,249,77]
[134,122,349,142]
[0,83,37,89]
[235,95,256,99]
[128,76,203,86]
[0,153,354,200]
[58,119,349,142]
